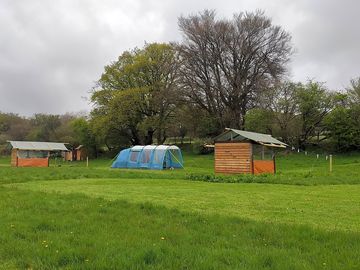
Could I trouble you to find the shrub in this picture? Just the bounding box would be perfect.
[186,173,268,183]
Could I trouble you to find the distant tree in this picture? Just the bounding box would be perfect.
[0,113,27,154]
[48,113,78,144]
[177,10,292,130]
[167,104,220,140]
[244,108,274,134]
[91,43,180,146]
[266,81,302,145]
[71,117,99,157]
[27,114,61,141]
[324,105,360,151]
[323,78,360,151]
[0,112,31,143]
[295,81,334,149]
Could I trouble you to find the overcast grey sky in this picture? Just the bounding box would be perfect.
[0,0,359,116]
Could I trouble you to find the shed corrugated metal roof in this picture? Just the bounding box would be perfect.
[8,141,69,151]
[214,128,287,148]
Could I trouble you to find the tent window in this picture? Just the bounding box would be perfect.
[129,151,139,162]
[141,149,151,163]
[170,149,181,163]
[153,149,165,165]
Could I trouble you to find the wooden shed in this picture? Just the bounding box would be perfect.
[64,150,75,161]
[8,141,69,167]
[63,145,87,161]
[75,145,86,161]
[214,129,287,174]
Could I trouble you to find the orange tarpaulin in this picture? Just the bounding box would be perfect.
[253,160,275,174]
[17,158,49,167]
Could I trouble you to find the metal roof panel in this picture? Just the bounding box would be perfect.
[8,141,69,151]
[214,128,287,147]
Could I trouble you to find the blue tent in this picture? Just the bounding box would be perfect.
[111,145,184,170]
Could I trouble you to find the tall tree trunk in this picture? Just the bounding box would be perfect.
[144,129,154,145]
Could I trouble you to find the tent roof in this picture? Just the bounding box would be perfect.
[214,128,287,148]
[130,145,180,151]
[8,141,69,151]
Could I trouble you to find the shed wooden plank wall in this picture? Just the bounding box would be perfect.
[76,149,86,161]
[64,151,73,161]
[215,142,252,174]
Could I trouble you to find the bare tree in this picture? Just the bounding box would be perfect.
[177,10,292,129]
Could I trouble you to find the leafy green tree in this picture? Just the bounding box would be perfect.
[324,106,360,151]
[244,108,274,134]
[295,81,334,149]
[71,117,99,157]
[27,114,61,141]
[0,112,31,143]
[91,43,179,147]
[266,82,302,145]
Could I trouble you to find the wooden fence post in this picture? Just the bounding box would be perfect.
[329,155,333,172]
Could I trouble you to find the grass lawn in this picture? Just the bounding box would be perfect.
[1,152,360,269]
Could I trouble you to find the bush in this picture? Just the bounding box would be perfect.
[186,173,269,183]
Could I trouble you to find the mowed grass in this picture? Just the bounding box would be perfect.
[10,179,360,232]
[1,151,360,269]
[0,152,360,185]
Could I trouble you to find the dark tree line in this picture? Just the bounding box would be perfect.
[0,113,97,156]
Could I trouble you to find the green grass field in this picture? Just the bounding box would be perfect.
[1,152,360,269]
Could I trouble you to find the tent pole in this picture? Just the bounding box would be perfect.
[169,150,184,169]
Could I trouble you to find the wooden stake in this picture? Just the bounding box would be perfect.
[86,156,89,167]
[329,155,333,172]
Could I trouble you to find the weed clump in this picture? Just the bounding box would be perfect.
[185,173,270,183]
